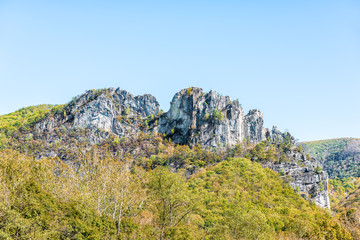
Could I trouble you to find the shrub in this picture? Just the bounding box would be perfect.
[213,109,223,121]
[186,87,193,95]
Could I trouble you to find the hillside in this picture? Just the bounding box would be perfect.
[328,177,360,240]
[0,87,331,208]
[0,87,354,239]
[335,187,360,240]
[0,148,351,239]
[0,105,53,148]
[301,138,360,179]
[301,138,360,240]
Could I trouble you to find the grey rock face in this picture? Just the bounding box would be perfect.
[267,125,295,144]
[244,110,266,143]
[34,86,330,208]
[262,152,330,209]
[38,87,268,147]
[112,88,159,118]
[73,94,118,132]
[70,88,159,138]
[159,87,267,147]
[36,87,160,143]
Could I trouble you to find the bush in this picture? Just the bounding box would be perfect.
[213,109,223,121]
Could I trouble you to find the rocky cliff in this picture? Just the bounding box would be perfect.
[37,87,271,147]
[32,86,330,208]
[158,87,267,147]
[36,88,160,144]
[157,88,292,147]
[262,152,330,209]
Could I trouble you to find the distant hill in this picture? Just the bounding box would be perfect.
[302,139,360,239]
[301,138,360,179]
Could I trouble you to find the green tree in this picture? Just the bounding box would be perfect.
[148,167,195,240]
[225,207,274,240]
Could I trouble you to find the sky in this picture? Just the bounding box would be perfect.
[0,0,359,141]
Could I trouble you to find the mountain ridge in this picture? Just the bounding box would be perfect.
[0,86,331,209]
[35,86,289,147]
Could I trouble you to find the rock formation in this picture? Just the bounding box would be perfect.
[36,87,159,143]
[158,87,269,147]
[33,86,330,208]
[262,152,330,209]
[37,87,277,147]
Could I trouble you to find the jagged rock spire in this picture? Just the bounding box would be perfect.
[158,87,270,147]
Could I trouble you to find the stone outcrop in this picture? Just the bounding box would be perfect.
[69,88,159,136]
[158,88,245,146]
[37,87,273,146]
[266,125,296,144]
[244,109,266,143]
[158,87,269,147]
[36,87,160,143]
[33,86,330,208]
[262,152,330,209]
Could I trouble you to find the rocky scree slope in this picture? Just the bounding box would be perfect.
[30,87,330,208]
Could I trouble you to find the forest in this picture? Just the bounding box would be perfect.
[301,139,360,179]
[0,104,358,239]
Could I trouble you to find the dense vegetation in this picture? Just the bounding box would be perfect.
[302,139,360,239]
[0,149,351,239]
[329,178,360,205]
[0,105,53,148]
[328,178,360,240]
[333,186,360,240]
[301,138,360,179]
[0,105,355,239]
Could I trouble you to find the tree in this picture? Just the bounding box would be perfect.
[224,207,274,240]
[148,167,195,240]
[77,152,147,235]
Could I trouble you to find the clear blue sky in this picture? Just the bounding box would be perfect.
[0,0,359,141]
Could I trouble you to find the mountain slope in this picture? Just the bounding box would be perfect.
[301,138,360,178]
[0,148,351,239]
[0,104,53,148]
[0,87,332,209]
[0,86,348,238]
[0,87,288,156]
[328,177,360,240]
[302,139,360,239]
